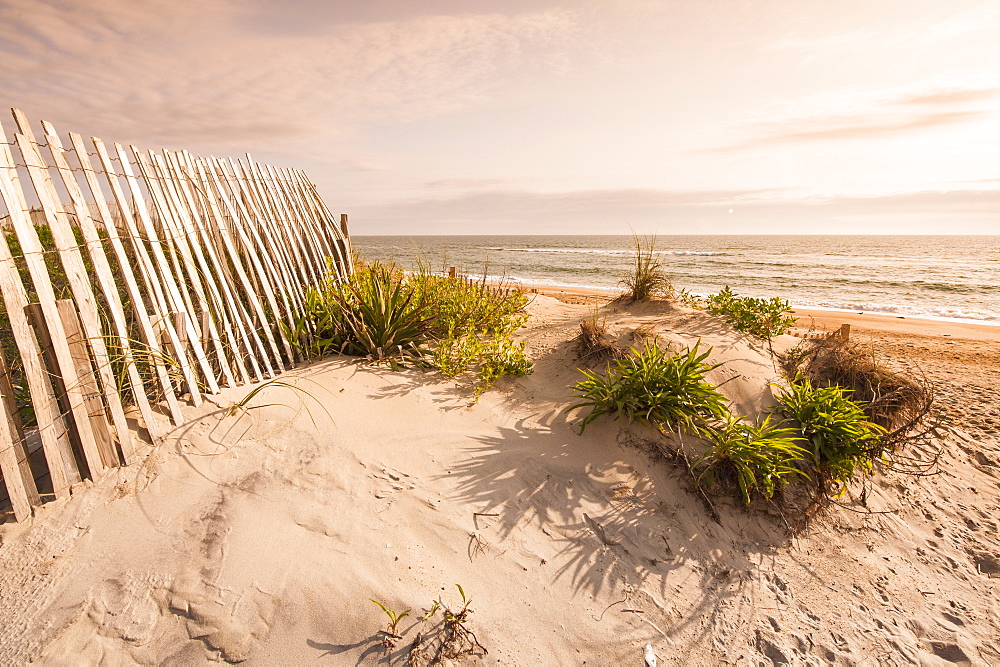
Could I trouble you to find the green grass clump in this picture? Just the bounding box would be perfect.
[569,340,728,434]
[620,233,673,302]
[773,375,887,496]
[693,415,807,504]
[286,261,531,396]
[340,264,428,359]
[706,286,796,339]
[434,330,532,397]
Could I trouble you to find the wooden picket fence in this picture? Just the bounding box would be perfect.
[0,108,352,522]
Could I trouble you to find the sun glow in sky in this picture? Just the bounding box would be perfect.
[1,0,999,234]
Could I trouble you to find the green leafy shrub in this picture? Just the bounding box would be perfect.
[569,340,728,434]
[411,270,528,339]
[693,415,807,504]
[286,261,532,396]
[620,233,673,302]
[676,287,703,309]
[285,263,427,362]
[432,328,532,397]
[773,375,887,496]
[339,264,428,359]
[706,286,796,339]
[474,336,533,395]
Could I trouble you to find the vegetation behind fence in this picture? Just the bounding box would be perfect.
[0,108,351,522]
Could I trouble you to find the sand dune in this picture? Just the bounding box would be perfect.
[1,295,998,664]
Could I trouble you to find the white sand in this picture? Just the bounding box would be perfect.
[1,295,998,664]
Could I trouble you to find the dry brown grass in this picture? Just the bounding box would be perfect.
[782,338,935,447]
[575,312,627,363]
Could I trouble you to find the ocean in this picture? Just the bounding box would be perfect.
[351,235,1000,324]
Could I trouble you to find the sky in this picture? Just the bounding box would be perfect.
[1,0,999,235]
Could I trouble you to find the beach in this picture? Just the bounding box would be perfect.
[7,0,1000,661]
[1,289,998,664]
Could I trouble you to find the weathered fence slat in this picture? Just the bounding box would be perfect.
[0,348,40,518]
[0,416,34,521]
[263,164,325,283]
[1,144,105,480]
[128,144,220,398]
[239,158,315,296]
[158,151,241,386]
[43,121,158,452]
[214,164,298,366]
[198,158,293,368]
[56,299,118,468]
[189,158,270,381]
[24,302,104,479]
[194,158,282,376]
[172,154,257,384]
[0,129,80,498]
[222,158,304,320]
[136,149,225,392]
[109,141,204,405]
[13,124,133,467]
[70,132,184,427]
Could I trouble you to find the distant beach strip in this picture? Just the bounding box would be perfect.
[354,235,1000,325]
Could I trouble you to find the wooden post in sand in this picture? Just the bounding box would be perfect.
[0,349,40,520]
[339,214,352,274]
[448,267,457,280]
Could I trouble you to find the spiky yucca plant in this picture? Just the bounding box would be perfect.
[569,340,728,434]
[693,415,807,504]
[773,375,886,496]
[338,264,428,360]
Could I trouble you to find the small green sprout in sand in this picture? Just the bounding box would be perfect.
[369,599,411,650]
[436,584,487,658]
[420,599,441,622]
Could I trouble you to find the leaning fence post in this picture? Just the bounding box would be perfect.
[339,213,352,275]
[0,349,40,520]
[56,299,119,468]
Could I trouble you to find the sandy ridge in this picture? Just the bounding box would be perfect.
[0,294,997,664]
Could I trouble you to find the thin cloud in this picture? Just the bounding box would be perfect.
[356,187,1000,235]
[894,88,1000,106]
[422,178,515,191]
[767,4,1000,53]
[707,80,1000,153]
[0,1,581,153]
[711,109,990,152]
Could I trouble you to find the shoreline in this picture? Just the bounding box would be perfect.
[509,282,1000,341]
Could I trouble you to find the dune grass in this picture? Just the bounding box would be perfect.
[569,340,728,434]
[286,260,531,395]
[773,374,887,497]
[619,233,673,302]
